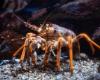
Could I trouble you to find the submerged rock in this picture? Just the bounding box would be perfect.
[0,58,99,80]
[60,0,100,19]
[92,27,100,58]
[0,30,24,59]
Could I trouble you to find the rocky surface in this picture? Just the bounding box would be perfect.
[0,57,100,80]
[60,0,100,19]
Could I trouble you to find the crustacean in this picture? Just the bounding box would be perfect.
[13,15,100,74]
[37,23,100,73]
[13,32,46,65]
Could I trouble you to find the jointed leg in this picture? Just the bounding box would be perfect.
[29,52,37,65]
[43,43,50,67]
[67,36,74,74]
[26,51,31,66]
[77,41,80,54]
[50,46,56,57]
[29,42,33,53]
[13,44,24,57]
[32,51,37,64]
[29,43,37,64]
[19,45,26,63]
[56,37,63,71]
[75,33,100,54]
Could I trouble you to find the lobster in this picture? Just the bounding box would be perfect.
[12,15,100,74]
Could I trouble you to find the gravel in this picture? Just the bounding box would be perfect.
[0,58,100,80]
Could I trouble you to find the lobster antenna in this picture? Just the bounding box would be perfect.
[13,13,39,33]
[40,2,63,29]
[13,13,26,24]
[40,11,54,29]
[11,37,25,41]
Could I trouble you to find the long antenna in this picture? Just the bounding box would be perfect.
[40,2,64,29]
[13,13,39,32]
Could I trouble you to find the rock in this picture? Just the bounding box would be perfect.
[93,27,100,40]
[92,27,100,58]
[79,53,88,60]
[88,73,100,80]
[0,30,24,59]
[60,0,100,19]
[0,58,99,80]
[56,74,63,80]
[98,65,100,73]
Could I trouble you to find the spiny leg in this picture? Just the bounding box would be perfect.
[32,51,37,65]
[29,43,33,53]
[56,37,63,71]
[88,41,95,54]
[26,49,31,66]
[67,36,74,74]
[43,42,50,67]
[75,33,100,54]
[19,45,26,63]
[29,42,37,64]
[13,44,24,57]
[50,45,56,57]
[77,40,80,54]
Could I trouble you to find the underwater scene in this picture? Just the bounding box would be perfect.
[0,0,100,80]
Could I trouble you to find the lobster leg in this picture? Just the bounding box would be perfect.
[32,51,37,65]
[77,41,80,54]
[13,44,24,57]
[29,43,33,53]
[43,42,50,67]
[56,37,63,71]
[88,42,95,54]
[75,33,100,54]
[67,36,74,74]
[29,42,37,64]
[19,45,26,63]
[26,49,30,66]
